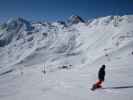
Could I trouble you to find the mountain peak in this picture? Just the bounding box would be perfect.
[67,15,85,25]
[6,17,32,31]
[7,17,29,24]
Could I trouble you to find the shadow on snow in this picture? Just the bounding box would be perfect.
[103,85,133,90]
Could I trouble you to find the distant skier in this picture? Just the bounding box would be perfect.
[91,64,106,90]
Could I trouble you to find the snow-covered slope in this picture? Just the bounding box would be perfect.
[0,15,133,100]
[0,15,133,70]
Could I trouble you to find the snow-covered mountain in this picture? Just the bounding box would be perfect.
[0,15,133,100]
[0,15,133,71]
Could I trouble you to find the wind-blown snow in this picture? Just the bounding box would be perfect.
[0,15,133,100]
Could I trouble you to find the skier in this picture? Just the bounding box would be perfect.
[91,64,106,90]
[96,64,106,88]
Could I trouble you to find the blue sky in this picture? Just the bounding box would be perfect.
[0,0,133,22]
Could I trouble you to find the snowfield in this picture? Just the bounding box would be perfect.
[0,15,133,100]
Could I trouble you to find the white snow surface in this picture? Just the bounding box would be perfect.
[0,15,133,100]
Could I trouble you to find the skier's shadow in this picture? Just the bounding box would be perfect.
[103,85,133,90]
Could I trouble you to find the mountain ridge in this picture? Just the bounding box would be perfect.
[0,14,133,72]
